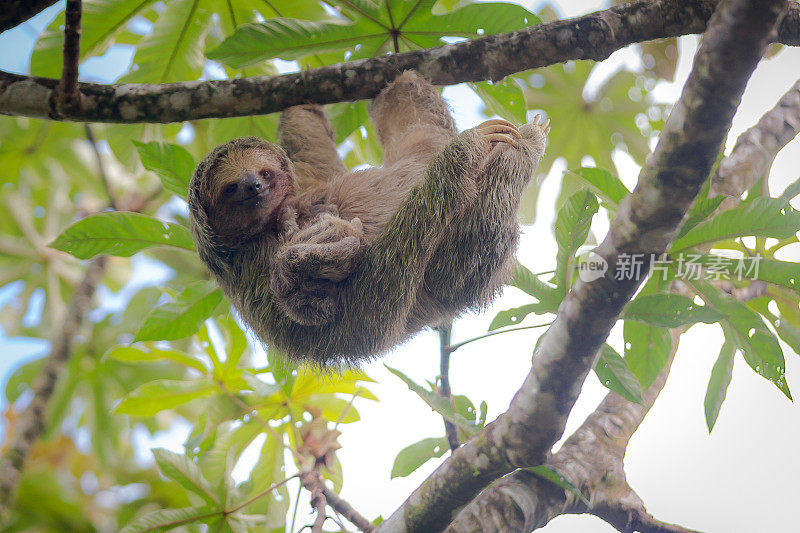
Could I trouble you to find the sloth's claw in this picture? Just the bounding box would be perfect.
[483,133,519,147]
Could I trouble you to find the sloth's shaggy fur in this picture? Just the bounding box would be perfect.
[188,71,547,365]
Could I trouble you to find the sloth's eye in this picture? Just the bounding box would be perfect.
[223,183,237,195]
[259,169,271,179]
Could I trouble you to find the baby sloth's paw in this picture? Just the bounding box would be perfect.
[519,114,550,154]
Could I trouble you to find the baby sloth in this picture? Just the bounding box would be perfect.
[188,71,548,365]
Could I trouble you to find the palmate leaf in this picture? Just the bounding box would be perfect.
[521,63,661,177]
[135,281,224,342]
[391,437,449,479]
[133,141,195,200]
[554,189,599,294]
[671,198,800,251]
[49,212,195,259]
[209,1,537,67]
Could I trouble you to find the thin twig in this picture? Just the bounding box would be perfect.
[437,324,460,451]
[84,124,119,211]
[445,322,552,353]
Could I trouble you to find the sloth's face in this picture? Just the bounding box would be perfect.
[205,147,295,244]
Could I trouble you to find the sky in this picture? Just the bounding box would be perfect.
[1,2,800,532]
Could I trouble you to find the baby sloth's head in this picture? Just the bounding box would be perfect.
[189,137,297,250]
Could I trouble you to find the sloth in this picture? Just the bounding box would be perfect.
[188,71,548,365]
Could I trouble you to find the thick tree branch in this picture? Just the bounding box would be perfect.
[0,256,106,518]
[0,0,798,123]
[711,78,800,198]
[375,1,787,531]
[0,0,59,34]
[445,332,695,533]
[440,38,800,533]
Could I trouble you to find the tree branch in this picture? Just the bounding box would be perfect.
[55,0,82,115]
[711,77,800,198]
[440,31,800,533]
[0,0,798,123]
[0,0,59,34]
[375,1,788,531]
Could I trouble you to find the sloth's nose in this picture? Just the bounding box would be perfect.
[241,172,262,195]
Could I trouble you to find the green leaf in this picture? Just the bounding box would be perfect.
[122,0,212,83]
[594,344,643,404]
[695,280,791,399]
[525,465,590,508]
[153,448,218,505]
[210,2,537,67]
[624,320,672,388]
[470,79,527,123]
[624,294,723,328]
[671,198,800,251]
[329,101,370,144]
[114,379,216,416]
[119,506,217,533]
[567,167,629,207]
[489,303,545,331]
[49,212,195,259]
[208,19,368,67]
[705,340,735,432]
[135,281,224,342]
[4,357,46,403]
[391,437,449,478]
[521,63,660,177]
[507,260,561,311]
[675,196,726,239]
[104,345,207,373]
[554,189,599,293]
[133,141,195,200]
[779,176,800,202]
[241,435,289,524]
[385,366,480,436]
